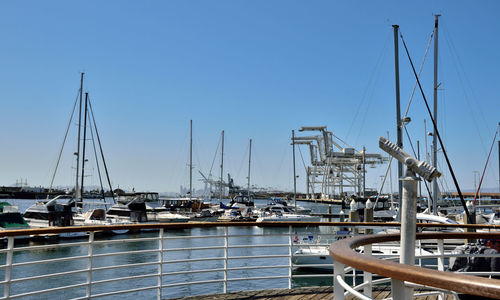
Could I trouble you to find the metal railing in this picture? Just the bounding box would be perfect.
[0,221,348,299]
[0,222,498,299]
[330,231,500,300]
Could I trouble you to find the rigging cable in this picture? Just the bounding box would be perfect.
[88,97,115,203]
[403,32,434,118]
[346,30,391,142]
[87,102,106,203]
[399,31,434,206]
[442,22,489,153]
[473,128,498,205]
[399,32,472,224]
[208,134,221,178]
[48,90,80,193]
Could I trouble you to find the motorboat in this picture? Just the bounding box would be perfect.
[188,209,220,222]
[157,212,190,223]
[73,208,131,234]
[106,195,149,223]
[0,202,30,231]
[293,243,434,271]
[217,194,257,222]
[23,195,87,238]
[255,203,321,223]
[217,207,257,222]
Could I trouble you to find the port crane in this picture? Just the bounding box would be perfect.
[293,126,385,200]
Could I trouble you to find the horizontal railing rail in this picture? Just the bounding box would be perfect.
[330,232,500,299]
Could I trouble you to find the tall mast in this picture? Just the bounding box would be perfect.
[80,92,89,203]
[432,15,440,215]
[393,25,403,220]
[247,138,252,198]
[498,122,500,195]
[362,146,366,198]
[292,130,297,210]
[220,130,224,200]
[189,120,193,201]
[75,72,84,199]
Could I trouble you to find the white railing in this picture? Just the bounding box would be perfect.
[1,223,496,299]
[0,222,371,299]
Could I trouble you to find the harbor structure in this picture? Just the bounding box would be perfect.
[292,126,385,201]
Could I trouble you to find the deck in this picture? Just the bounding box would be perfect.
[169,286,457,299]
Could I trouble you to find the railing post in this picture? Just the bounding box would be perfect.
[223,226,228,294]
[334,260,345,300]
[363,244,372,297]
[158,228,164,300]
[437,238,444,300]
[87,232,94,299]
[391,278,406,300]
[288,225,292,289]
[4,236,14,299]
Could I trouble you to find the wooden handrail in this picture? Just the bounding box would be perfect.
[0,221,498,237]
[329,232,500,299]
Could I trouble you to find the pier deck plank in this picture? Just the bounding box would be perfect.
[167,286,458,299]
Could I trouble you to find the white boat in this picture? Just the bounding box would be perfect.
[255,204,321,223]
[188,209,219,222]
[293,244,434,271]
[381,212,464,247]
[73,208,131,234]
[106,195,150,223]
[157,212,190,223]
[23,195,88,238]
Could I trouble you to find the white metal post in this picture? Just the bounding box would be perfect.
[399,170,419,300]
[391,278,406,299]
[334,260,345,300]
[158,228,164,300]
[288,225,293,289]
[363,244,372,297]
[224,226,228,294]
[4,236,14,299]
[87,232,94,299]
[437,238,444,300]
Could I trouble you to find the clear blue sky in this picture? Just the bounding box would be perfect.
[1,1,499,194]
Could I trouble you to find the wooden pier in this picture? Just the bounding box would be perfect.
[169,286,457,299]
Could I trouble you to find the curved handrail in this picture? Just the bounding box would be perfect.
[329,232,500,299]
[0,221,498,237]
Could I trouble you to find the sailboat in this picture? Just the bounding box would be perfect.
[24,73,117,237]
[156,120,215,222]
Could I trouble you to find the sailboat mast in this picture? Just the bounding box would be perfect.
[247,138,252,198]
[220,130,224,200]
[189,120,193,201]
[75,72,84,198]
[498,122,500,195]
[80,92,89,203]
[393,25,403,220]
[432,14,440,215]
[292,130,297,210]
